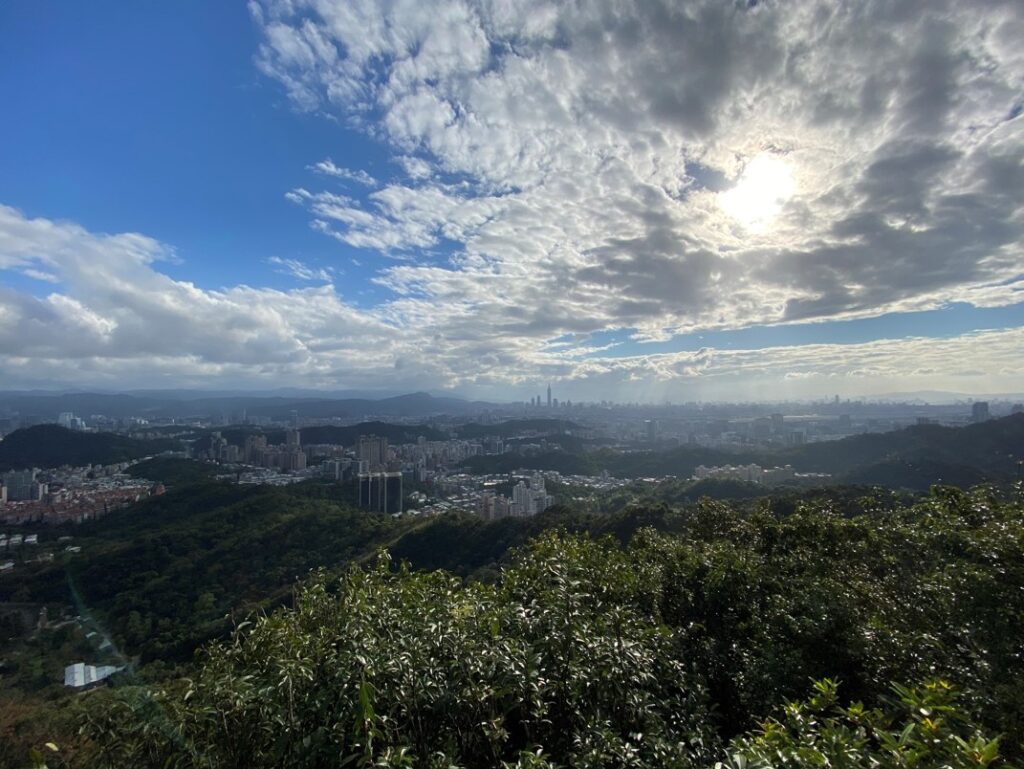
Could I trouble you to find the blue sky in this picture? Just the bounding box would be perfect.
[0,0,1022,400]
[0,2,392,304]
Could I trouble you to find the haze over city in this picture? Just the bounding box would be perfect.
[1,1,1022,402]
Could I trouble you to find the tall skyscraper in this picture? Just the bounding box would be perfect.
[547,383,552,408]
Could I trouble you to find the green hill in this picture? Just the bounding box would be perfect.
[0,424,181,471]
[0,482,591,665]
[57,486,1024,768]
[459,415,1024,491]
[124,456,219,487]
[784,414,1024,479]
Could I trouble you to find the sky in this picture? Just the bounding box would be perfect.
[0,0,1022,402]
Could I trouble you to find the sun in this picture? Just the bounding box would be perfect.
[718,153,796,230]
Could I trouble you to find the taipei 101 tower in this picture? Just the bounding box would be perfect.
[547,383,552,408]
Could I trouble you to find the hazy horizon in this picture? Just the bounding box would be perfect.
[2,386,1022,408]
[2,1,1022,401]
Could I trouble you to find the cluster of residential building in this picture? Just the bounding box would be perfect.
[201,429,308,471]
[477,474,554,520]
[693,463,831,486]
[0,532,81,574]
[1,531,40,573]
[187,425,632,518]
[1,468,49,503]
[0,463,162,524]
[412,469,584,518]
[57,411,88,431]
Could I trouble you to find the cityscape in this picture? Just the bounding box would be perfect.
[2,387,1021,532]
[1,0,1023,765]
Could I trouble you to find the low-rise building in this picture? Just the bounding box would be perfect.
[64,662,123,688]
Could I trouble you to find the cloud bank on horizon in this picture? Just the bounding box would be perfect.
[1,0,1022,400]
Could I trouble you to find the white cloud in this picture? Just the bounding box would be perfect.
[253,0,1024,348]
[4,0,1024,397]
[1,200,1022,398]
[265,255,336,282]
[396,155,433,180]
[308,158,378,186]
[20,268,59,283]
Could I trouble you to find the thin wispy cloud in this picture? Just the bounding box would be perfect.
[266,255,336,282]
[308,158,378,187]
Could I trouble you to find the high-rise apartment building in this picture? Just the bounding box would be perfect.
[509,474,552,517]
[358,472,402,514]
[244,434,268,463]
[357,435,389,469]
[2,469,37,502]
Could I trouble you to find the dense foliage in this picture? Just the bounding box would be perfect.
[124,458,219,487]
[722,679,1007,769]
[49,485,1023,768]
[0,482,408,664]
[779,414,1024,478]
[0,426,180,472]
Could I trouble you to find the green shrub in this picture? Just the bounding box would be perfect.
[722,679,1013,769]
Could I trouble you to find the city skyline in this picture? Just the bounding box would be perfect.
[1,1,1022,401]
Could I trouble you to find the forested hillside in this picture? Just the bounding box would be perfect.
[1,484,1021,767]
[0,425,180,472]
[0,482,399,664]
[461,414,1024,490]
[782,414,1024,477]
[69,486,1024,767]
[0,478,775,667]
[124,457,219,487]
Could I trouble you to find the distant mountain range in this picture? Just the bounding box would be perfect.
[0,391,499,420]
[868,390,1024,404]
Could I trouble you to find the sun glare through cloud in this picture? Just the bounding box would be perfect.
[718,154,797,231]
[0,0,1022,404]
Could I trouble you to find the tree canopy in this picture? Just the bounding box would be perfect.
[42,484,1024,768]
